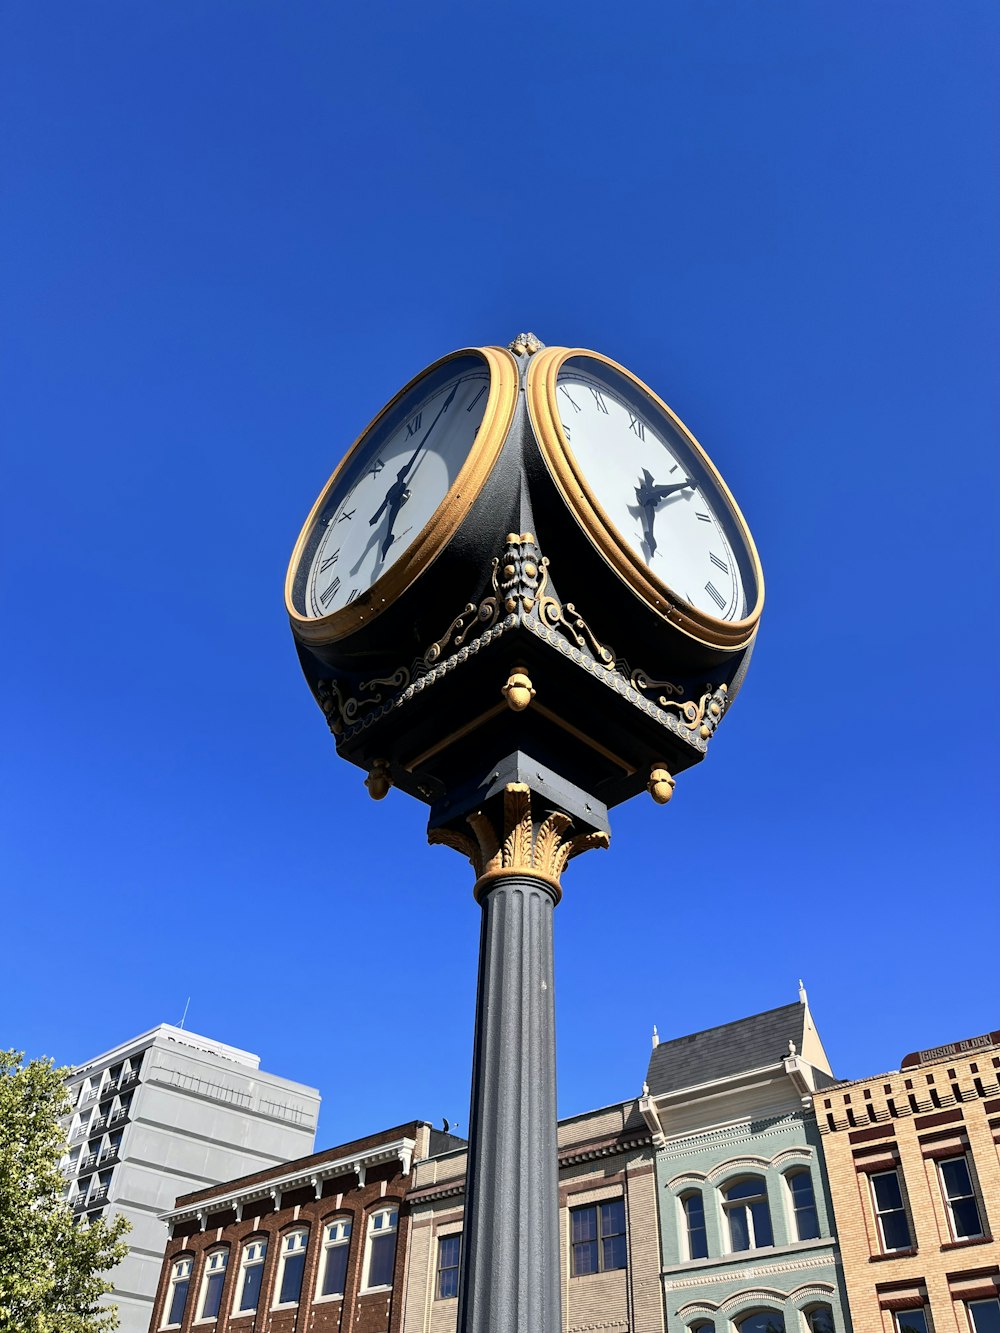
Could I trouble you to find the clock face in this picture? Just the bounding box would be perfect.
[540,354,761,634]
[289,354,495,621]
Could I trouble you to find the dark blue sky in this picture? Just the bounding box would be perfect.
[3,2,997,1147]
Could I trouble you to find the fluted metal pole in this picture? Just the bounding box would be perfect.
[457,872,561,1333]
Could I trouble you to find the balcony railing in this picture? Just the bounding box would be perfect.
[108,1108,128,1125]
[89,1186,109,1205]
[118,1069,140,1089]
[80,1152,98,1172]
[90,1115,107,1132]
[72,1126,90,1140]
[98,1148,119,1167]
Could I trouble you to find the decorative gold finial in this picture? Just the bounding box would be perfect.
[502,668,535,712]
[508,332,545,357]
[647,765,675,805]
[365,759,392,800]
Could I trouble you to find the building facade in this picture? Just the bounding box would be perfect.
[151,1121,459,1333]
[401,1098,664,1333]
[815,1029,1000,1333]
[62,1024,320,1333]
[639,995,851,1333]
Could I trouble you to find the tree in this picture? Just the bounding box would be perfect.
[0,1050,130,1333]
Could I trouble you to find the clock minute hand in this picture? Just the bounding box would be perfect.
[649,477,696,504]
[369,382,459,529]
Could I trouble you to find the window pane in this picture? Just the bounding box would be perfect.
[729,1207,750,1252]
[240,1262,263,1312]
[602,1233,628,1271]
[322,1243,349,1297]
[952,1195,983,1238]
[601,1200,625,1237]
[572,1207,597,1243]
[738,1314,785,1333]
[750,1199,773,1248]
[969,1300,1000,1333]
[684,1194,708,1260]
[790,1172,821,1240]
[881,1209,912,1251]
[202,1271,224,1319]
[807,1310,834,1333]
[438,1264,459,1299]
[895,1312,929,1333]
[167,1278,189,1325]
[727,1179,764,1201]
[571,1240,598,1276]
[368,1231,396,1288]
[872,1172,904,1211]
[436,1236,461,1300]
[940,1157,973,1197]
[279,1250,305,1305]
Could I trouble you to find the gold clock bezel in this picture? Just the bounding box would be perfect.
[286,346,519,646]
[526,347,764,651]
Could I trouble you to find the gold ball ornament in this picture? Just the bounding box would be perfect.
[502,669,536,713]
[647,765,676,805]
[365,759,393,801]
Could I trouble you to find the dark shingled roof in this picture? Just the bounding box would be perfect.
[645,1002,808,1096]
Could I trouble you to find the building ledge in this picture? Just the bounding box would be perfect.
[160,1137,416,1225]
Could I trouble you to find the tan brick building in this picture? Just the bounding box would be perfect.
[815,1030,1000,1333]
[148,1121,461,1333]
[401,1098,664,1333]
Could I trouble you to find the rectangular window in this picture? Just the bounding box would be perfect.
[164,1259,191,1327]
[938,1155,984,1241]
[894,1312,929,1333]
[570,1199,627,1276]
[236,1241,267,1313]
[436,1234,461,1300]
[870,1170,912,1252]
[277,1230,308,1306]
[682,1193,708,1260]
[968,1298,1000,1333]
[788,1170,820,1241]
[364,1208,398,1290]
[198,1250,228,1320]
[318,1219,351,1298]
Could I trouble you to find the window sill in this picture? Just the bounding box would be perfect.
[869,1248,918,1262]
[314,1294,344,1304]
[941,1235,992,1251]
[360,1284,392,1296]
[569,1267,628,1280]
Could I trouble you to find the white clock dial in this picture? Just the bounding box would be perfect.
[293,356,492,619]
[554,360,754,623]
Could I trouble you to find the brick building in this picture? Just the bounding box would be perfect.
[638,992,850,1333]
[150,1121,460,1333]
[401,1098,664,1333]
[815,1029,1000,1333]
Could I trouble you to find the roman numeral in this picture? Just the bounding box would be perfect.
[320,550,340,572]
[589,387,609,414]
[467,385,487,412]
[710,552,728,572]
[405,412,423,438]
[346,588,359,604]
[559,385,582,413]
[319,577,341,607]
[369,458,384,478]
[627,412,645,440]
[705,581,726,610]
[696,511,712,523]
[561,420,572,440]
[337,509,355,523]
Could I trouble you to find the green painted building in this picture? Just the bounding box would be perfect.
[638,992,852,1333]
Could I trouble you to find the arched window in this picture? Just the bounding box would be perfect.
[681,1191,708,1260]
[163,1256,192,1328]
[362,1206,398,1290]
[805,1307,835,1333]
[736,1313,784,1333]
[275,1228,309,1307]
[689,1322,714,1332]
[234,1239,267,1314]
[786,1169,820,1240]
[317,1218,352,1299]
[723,1178,773,1252]
[197,1248,228,1321]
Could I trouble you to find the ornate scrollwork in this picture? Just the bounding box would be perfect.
[661,683,729,739]
[319,535,731,748]
[429,783,609,899]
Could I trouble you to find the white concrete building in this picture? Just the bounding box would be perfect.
[62,1024,320,1333]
